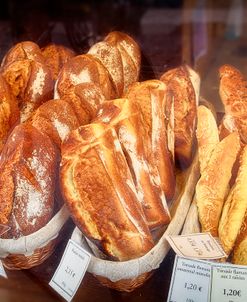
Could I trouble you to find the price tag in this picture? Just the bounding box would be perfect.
[210,263,247,302]
[167,255,211,302]
[166,233,227,259]
[49,239,91,301]
[0,260,7,278]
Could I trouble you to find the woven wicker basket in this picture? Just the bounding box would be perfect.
[71,155,200,292]
[0,205,69,270]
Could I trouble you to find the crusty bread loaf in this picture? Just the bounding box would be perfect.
[196,105,219,173]
[232,210,247,265]
[95,98,170,229]
[1,59,53,122]
[54,54,115,100]
[0,123,58,238]
[125,80,175,200]
[1,41,45,67]
[218,145,247,256]
[160,65,199,168]
[195,132,240,237]
[60,122,154,261]
[61,82,105,125]
[41,44,75,81]
[0,74,20,153]
[219,64,247,144]
[29,99,81,148]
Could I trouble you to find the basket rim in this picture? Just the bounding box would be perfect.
[0,204,70,258]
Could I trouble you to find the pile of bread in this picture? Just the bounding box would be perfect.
[196,64,247,265]
[0,31,199,263]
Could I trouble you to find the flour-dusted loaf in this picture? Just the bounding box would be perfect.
[1,58,53,122]
[160,65,199,168]
[125,80,175,201]
[195,132,240,237]
[95,98,170,229]
[0,74,19,153]
[0,123,58,238]
[60,122,154,261]
[218,145,247,256]
[41,44,75,81]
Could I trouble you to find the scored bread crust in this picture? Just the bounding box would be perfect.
[125,80,175,201]
[60,122,154,261]
[232,210,247,265]
[0,74,20,153]
[195,132,240,237]
[95,98,170,229]
[55,54,116,100]
[0,123,57,238]
[160,65,198,168]
[218,145,247,255]
[196,105,219,173]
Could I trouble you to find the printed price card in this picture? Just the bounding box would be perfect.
[167,255,211,302]
[0,260,7,278]
[166,233,227,259]
[49,239,91,301]
[210,263,247,302]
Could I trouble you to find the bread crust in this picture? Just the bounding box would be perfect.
[60,123,154,260]
[0,123,57,238]
[232,210,247,265]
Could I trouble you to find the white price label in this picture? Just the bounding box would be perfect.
[0,260,7,278]
[49,239,91,301]
[167,255,211,302]
[210,263,247,302]
[166,233,227,260]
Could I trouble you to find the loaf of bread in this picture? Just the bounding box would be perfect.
[95,98,170,229]
[0,74,19,153]
[160,65,199,168]
[219,64,247,144]
[1,41,45,67]
[41,44,75,81]
[232,210,247,265]
[218,145,247,256]
[0,123,58,238]
[60,122,154,261]
[29,99,81,148]
[125,80,175,200]
[61,82,105,125]
[196,105,219,173]
[1,58,53,122]
[195,132,240,237]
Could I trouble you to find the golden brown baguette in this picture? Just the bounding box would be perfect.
[41,44,75,81]
[29,99,81,148]
[60,122,154,261]
[54,54,115,100]
[0,123,58,238]
[125,80,175,201]
[95,98,170,229]
[2,59,53,122]
[218,145,247,256]
[232,210,247,265]
[160,65,199,168]
[195,132,240,237]
[0,74,20,153]
[196,105,219,173]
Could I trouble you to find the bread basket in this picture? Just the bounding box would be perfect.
[0,204,69,270]
[71,155,200,292]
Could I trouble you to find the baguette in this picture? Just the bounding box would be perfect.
[232,210,247,265]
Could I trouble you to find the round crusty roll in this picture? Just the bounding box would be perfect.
[41,44,75,81]
[0,123,58,239]
[0,74,20,153]
[88,31,141,96]
[54,54,116,100]
[29,99,81,148]
[1,58,53,122]
[61,82,106,125]
[1,41,45,68]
